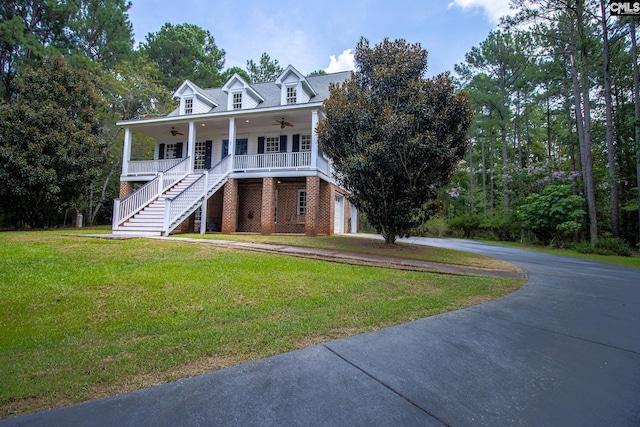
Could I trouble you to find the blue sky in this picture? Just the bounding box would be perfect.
[127,0,513,78]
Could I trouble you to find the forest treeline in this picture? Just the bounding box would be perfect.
[442,0,640,251]
[1,0,639,252]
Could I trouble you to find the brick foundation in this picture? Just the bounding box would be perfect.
[222,179,238,233]
[119,181,134,199]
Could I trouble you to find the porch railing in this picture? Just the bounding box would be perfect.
[127,158,183,175]
[163,156,232,234]
[113,157,190,229]
[233,152,311,170]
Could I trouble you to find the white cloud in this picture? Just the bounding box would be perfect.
[448,0,512,24]
[325,49,355,74]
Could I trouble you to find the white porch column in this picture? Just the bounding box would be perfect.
[228,117,236,157]
[188,120,196,172]
[121,127,132,176]
[311,110,319,169]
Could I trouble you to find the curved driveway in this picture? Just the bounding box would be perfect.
[3,238,639,426]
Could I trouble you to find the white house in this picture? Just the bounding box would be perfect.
[112,66,358,236]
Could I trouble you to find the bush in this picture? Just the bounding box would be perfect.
[594,237,632,256]
[573,237,632,257]
[448,214,482,238]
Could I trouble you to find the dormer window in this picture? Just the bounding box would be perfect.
[233,92,242,110]
[184,98,193,114]
[286,86,297,104]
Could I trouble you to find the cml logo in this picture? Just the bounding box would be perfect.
[610,1,640,15]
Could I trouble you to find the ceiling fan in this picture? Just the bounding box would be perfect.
[170,127,183,136]
[274,117,294,129]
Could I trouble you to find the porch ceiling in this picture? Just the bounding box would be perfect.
[125,109,314,140]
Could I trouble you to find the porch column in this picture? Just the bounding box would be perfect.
[121,127,132,176]
[305,176,320,236]
[187,120,196,172]
[311,110,319,169]
[228,118,236,157]
[261,178,275,235]
[221,178,238,234]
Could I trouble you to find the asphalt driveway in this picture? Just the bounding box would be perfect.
[3,237,639,426]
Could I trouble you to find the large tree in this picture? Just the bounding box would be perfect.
[246,52,283,83]
[141,23,225,90]
[0,55,107,228]
[318,38,473,244]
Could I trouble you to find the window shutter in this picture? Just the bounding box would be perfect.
[204,140,212,169]
[158,144,165,160]
[258,136,265,154]
[279,135,287,153]
[292,134,300,152]
[176,142,184,158]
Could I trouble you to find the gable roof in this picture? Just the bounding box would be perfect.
[168,69,351,116]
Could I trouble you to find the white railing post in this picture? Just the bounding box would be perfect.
[163,198,172,235]
[112,199,121,229]
[158,172,164,198]
[311,110,319,169]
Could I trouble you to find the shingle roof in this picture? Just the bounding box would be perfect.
[171,70,351,116]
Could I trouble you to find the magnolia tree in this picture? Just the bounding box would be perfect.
[317,38,473,244]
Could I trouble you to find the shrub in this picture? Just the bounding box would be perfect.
[448,214,482,238]
[594,237,632,257]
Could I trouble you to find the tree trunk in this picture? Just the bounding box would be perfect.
[599,0,619,238]
[569,3,598,244]
[630,17,640,243]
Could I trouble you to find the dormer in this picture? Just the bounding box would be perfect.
[173,80,217,115]
[275,65,317,106]
[222,73,264,110]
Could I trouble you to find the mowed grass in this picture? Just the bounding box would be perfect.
[0,230,524,418]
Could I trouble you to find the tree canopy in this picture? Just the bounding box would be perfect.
[141,22,226,90]
[0,55,108,228]
[246,52,283,83]
[318,38,473,244]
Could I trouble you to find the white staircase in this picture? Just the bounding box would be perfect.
[113,174,201,236]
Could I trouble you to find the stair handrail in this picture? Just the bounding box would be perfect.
[164,172,207,233]
[162,158,233,235]
[112,157,190,230]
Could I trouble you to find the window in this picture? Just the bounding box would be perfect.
[301,135,311,151]
[232,92,242,110]
[194,141,206,169]
[165,143,177,159]
[184,98,193,114]
[266,136,280,153]
[286,86,297,104]
[235,138,248,155]
[297,189,307,216]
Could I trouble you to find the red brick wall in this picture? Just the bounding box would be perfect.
[305,176,319,236]
[237,181,262,232]
[274,180,306,234]
[261,178,275,234]
[119,181,134,199]
[222,178,238,233]
[206,188,224,231]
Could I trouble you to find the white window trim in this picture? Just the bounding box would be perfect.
[297,189,307,216]
[266,136,280,153]
[232,91,242,110]
[184,97,193,115]
[286,85,297,105]
[301,134,311,151]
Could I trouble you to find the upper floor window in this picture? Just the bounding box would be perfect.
[266,136,280,153]
[286,86,297,104]
[184,98,193,114]
[165,143,177,159]
[301,135,311,151]
[233,92,242,110]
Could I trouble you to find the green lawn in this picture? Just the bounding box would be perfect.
[0,229,524,418]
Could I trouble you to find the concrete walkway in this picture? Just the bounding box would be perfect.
[3,237,639,426]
